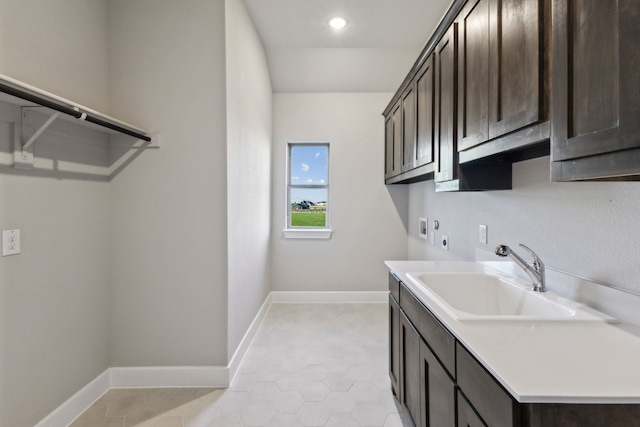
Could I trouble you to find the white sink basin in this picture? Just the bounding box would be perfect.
[406,272,616,322]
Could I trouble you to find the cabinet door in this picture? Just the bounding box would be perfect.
[420,340,456,427]
[400,311,421,427]
[415,54,436,168]
[458,0,542,150]
[457,0,490,151]
[488,0,541,139]
[389,295,400,398]
[402,85,417,172]
[434,24,458,183]
[551,0,640,180]
[385,101,402,179]
[458,391,487,427]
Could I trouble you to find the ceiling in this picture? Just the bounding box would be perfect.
[242,0,452,93]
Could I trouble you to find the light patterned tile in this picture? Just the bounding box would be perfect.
[70,304,408,427]
[352,401,392,425]
[276,373,307,391]
[68,404,109,425]
[323,372,353,391]
[148,416,183,427]
[107,392,147,417]
[240,401,276,426]
[122,404,164,427]
[230,373,259,391]
[266,413,303,427]
[349,382,381,402]
[216,391,252,416]
[384,411,413,427]
[324,391,357,413]
[299,381,330,402]
[272,391,304,413]
[247,381,280,402]
[69,416,124,427]
[296,402,331,426]
[183,399,220,427]
[325,413,363,427]
[206,413,244,427]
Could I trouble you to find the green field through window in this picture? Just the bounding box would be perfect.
[291,212,326,227]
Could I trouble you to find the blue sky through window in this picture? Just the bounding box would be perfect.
[290,145,328,203]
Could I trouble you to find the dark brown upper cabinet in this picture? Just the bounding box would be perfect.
[384,100,402,180]
[401,85,416,173]
[384,56,437,185]
[434,24,458,184]
[551,0,640,181]
[434,21,512,192]
[456,0,490,151]
[414,54,436,169]
[457,0,546,155]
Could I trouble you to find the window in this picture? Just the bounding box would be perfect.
[284,143,332,239]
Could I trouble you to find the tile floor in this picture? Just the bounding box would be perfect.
[70,303,410,427]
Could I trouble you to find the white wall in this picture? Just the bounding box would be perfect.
[0,1,111,426]
[408,155,640,295]
[108,0,229,367]
[225,0,273,360]
[271,93,408,292]
[0,0,110,112]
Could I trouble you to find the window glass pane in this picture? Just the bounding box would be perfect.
[290,188,327,227]
[290,145,328,185]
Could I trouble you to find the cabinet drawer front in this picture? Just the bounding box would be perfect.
[399,282,456,377]
[389,272,400,302]
[457,343,520,427]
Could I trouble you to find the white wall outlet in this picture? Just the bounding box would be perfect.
[479,224,488,244]
[441,235,449,251]
[3,229,21,256]
[419,217,428,239]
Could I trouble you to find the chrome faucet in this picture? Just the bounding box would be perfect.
[495,244,546,292]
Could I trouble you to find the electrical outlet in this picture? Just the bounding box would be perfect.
[2,229,21,256]
[479,224,488,244]
[441,235,449,251]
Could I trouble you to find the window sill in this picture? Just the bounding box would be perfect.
[282,229,333,239]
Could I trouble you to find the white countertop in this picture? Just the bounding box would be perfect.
[386,260,640,404]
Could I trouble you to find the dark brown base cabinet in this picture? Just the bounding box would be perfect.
[388,272,640,427]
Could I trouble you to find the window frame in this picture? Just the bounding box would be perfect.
[283,142,332,239]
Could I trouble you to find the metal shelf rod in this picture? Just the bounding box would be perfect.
[0,78,151,142]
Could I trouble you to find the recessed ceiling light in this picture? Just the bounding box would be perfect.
[328,17,347,30]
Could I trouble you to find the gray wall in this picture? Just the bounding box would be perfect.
[271,93,409,292]
[408,155,640,295]
[107,0,230,367]
[0,1,111,426]
[225,0,273,360]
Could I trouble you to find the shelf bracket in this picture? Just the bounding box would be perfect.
[22,111,60,152]
[14,108,61,170]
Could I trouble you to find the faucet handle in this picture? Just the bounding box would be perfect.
[518,244,544,269]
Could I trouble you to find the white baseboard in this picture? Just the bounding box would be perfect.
[270,291,388,303]
[36,290,385,426]
[228,292,273,384]
[34,369,111,427]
